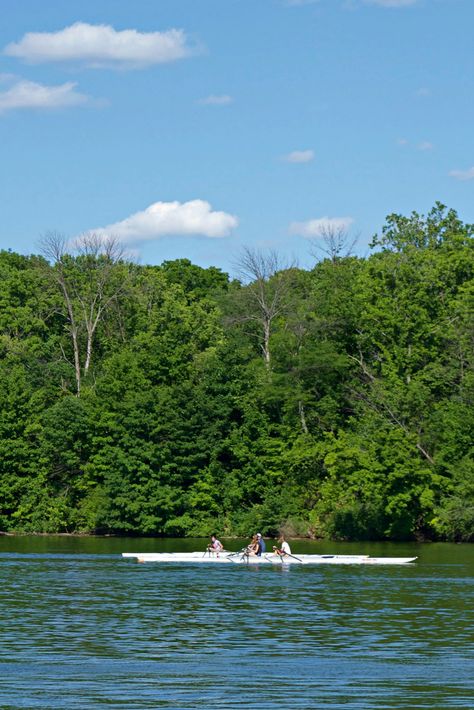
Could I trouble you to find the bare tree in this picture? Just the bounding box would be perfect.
[40,231,129,395]
[233,246,295,369]
[41,232,82,394]
[310,224,358,263]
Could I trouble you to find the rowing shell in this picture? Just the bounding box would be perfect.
[121,552,417,565]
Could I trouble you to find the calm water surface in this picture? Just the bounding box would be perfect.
[0,537,472,709]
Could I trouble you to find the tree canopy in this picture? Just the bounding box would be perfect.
[0,205,473,540]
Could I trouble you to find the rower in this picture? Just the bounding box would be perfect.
[245,534,260,556]
[208,535,224,556]
[273,535,291,557]
[256,533,266,556]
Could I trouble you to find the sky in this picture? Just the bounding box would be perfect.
[0,0,473,276]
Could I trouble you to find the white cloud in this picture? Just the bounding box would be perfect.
[397,137,408,145]
[449,167,474,181]
[418,141,434,151]
[289,216,354,238]
[364,0,418,6]
[0,79,90,113]
[91,200,238,243]
[198,94,233,105]
[4,22,192,68]
[415,87,431,97]
[283,149,314,163]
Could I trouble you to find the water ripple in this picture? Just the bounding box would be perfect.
[0,543,473,708]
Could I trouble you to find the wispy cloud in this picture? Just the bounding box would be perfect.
[0,79,91,113]
[415,87,431,97]
[283,149,315,163]
[396,138,434,151]
[289,216,354,237]
[90,200,238,243]
[364,0,418,7]
[4,22,193,69]
[198,94,233,106]
[449,167,474,181]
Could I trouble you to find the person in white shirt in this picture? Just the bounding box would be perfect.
[208,535,224,554]
[273,535,291,556]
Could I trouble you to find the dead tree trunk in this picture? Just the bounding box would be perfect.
[40,231,128,395]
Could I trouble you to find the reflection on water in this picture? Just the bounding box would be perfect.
[0,538,473,709]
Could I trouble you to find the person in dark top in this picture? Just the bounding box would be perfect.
[256,533,266,555]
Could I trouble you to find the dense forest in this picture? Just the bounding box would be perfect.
[0,204,473,541]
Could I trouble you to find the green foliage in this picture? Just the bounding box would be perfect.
[0,210,472,540]
[432,457,474,541]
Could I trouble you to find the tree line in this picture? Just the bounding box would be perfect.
[0,203,472,540]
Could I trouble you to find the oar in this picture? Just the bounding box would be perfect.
[241,547,252,563]
[227,552,249,564]
[272,547,303,563]
[225,547,250,564]
[227,547,247,558]
[283,552,303,563]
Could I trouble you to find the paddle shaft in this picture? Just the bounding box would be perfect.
[275,549,303,563]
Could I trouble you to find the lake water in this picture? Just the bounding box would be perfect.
[0,537,472,709]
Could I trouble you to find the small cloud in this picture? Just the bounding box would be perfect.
[415,87,431,97]
[198,94,233,106]
[449,167,474,181]
[4,22,193,69]
[397,138,409,146]
[283,149,315,163]
[418,141,434,151]
[90,199,238,243]
[364,0,418,6]
[0,79,91,113]
[289,216,354,238]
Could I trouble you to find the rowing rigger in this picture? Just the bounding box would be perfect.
[121,552,417,565]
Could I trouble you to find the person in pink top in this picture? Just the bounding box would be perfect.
[207,535,224,555]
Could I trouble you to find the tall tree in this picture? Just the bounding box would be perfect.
[231,247,295,368]
[40,232,130,395]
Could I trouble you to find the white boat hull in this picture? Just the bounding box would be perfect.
[122,551,417,565]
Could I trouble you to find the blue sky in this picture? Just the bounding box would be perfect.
[0,0,473,275]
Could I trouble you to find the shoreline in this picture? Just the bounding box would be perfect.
[0,530,454,543]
